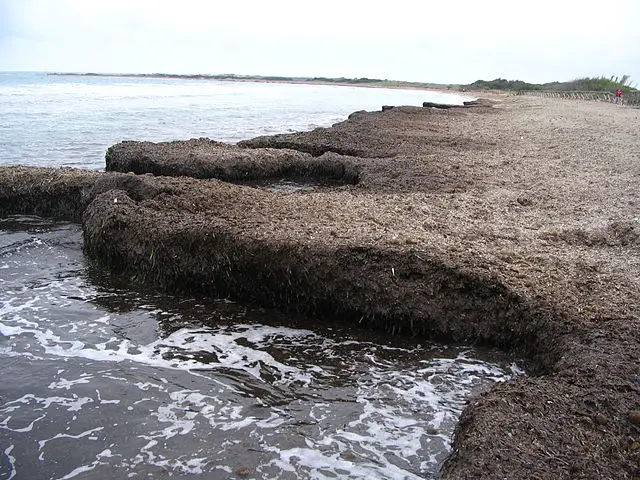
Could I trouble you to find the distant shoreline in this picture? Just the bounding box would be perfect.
[48,72,463,93]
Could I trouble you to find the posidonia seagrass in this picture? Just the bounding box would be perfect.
[1,96,638,479]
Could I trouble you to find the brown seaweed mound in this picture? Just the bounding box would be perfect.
[1,96,639,479]
[106,138,361,185]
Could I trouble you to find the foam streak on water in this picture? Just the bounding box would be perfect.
[0,217,519,479]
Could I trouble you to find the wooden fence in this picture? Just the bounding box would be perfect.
[516,90,640,106]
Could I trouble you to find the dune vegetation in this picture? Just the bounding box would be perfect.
[466,74,637,92]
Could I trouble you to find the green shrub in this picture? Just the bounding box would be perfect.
[465,75,636,92]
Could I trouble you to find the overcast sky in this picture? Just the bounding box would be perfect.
[1,0,639,85]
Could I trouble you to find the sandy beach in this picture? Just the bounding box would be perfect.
[1,94,638,479]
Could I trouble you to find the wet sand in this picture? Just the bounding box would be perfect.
[0,95,639,479]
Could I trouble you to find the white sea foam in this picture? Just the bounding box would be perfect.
[57,461,101,480]
[1,302,517,478]
[3,445,17,480]
[38,427,104,451]
[1,317,321,388]
[48,376,92,390]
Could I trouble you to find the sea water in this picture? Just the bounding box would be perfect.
[0,73,515,480]
[0,72,467,170]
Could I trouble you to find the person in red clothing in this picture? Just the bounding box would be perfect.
[615,88,622,104]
